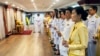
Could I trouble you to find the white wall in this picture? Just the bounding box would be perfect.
[10,8,15,30]
[7,8,16,32]
[17,10,22,21]
[7,8,12,32]
[0,6,5,39]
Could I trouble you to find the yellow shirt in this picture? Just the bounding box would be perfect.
[44,17,50,22]
[68,21,88,56]
[44,17,51,24]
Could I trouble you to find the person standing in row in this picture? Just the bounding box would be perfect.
[87,5,100,56]
[53,9,61,55]
[54,8,66,55]
[59,7,74,56]
[63,6,88,56]
[49,11,58,51]
[44,12,51,36]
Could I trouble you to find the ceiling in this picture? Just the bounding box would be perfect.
[0,0,79,12]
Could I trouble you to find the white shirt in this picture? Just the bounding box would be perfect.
[59,19,66,32]
[87,14,100,42]
[61,19,74,40]
[34,16,43,25]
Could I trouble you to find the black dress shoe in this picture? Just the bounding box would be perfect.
[52,44,56,47]
[53,47,57,51]
[50,40,54,44]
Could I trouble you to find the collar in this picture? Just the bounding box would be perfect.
[74,21,82,28]
[90,14,97,18]
[92,14,97,17]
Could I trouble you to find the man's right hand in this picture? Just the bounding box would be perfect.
[62,40,68,47]
[57,31,62,37]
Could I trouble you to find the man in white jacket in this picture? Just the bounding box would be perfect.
[58,7,74,56]
[34,14,43,33]
[87,5,100,56]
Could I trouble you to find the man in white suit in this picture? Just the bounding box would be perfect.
[34,14,43,33]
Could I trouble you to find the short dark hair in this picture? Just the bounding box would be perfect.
[73,6,88,21]
[37,14,40,16]
[60,8,66,15]
[85,9,89,12]
[54,9,58,18]
[54,9,58,12]
[65,7,73,13]
[90,5,98,12]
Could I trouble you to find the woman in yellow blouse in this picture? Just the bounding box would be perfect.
[63,6,88,56]
[44,12,52,37]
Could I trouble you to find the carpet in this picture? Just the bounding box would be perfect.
[14,30,32,35]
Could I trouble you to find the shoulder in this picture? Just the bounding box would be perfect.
[94,15,100,22]
[93,14,100,20]
[78,22,87,30]
[95,15,100,18]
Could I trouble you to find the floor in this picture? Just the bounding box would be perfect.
[0,25,100,56]
[0,31,54,56]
